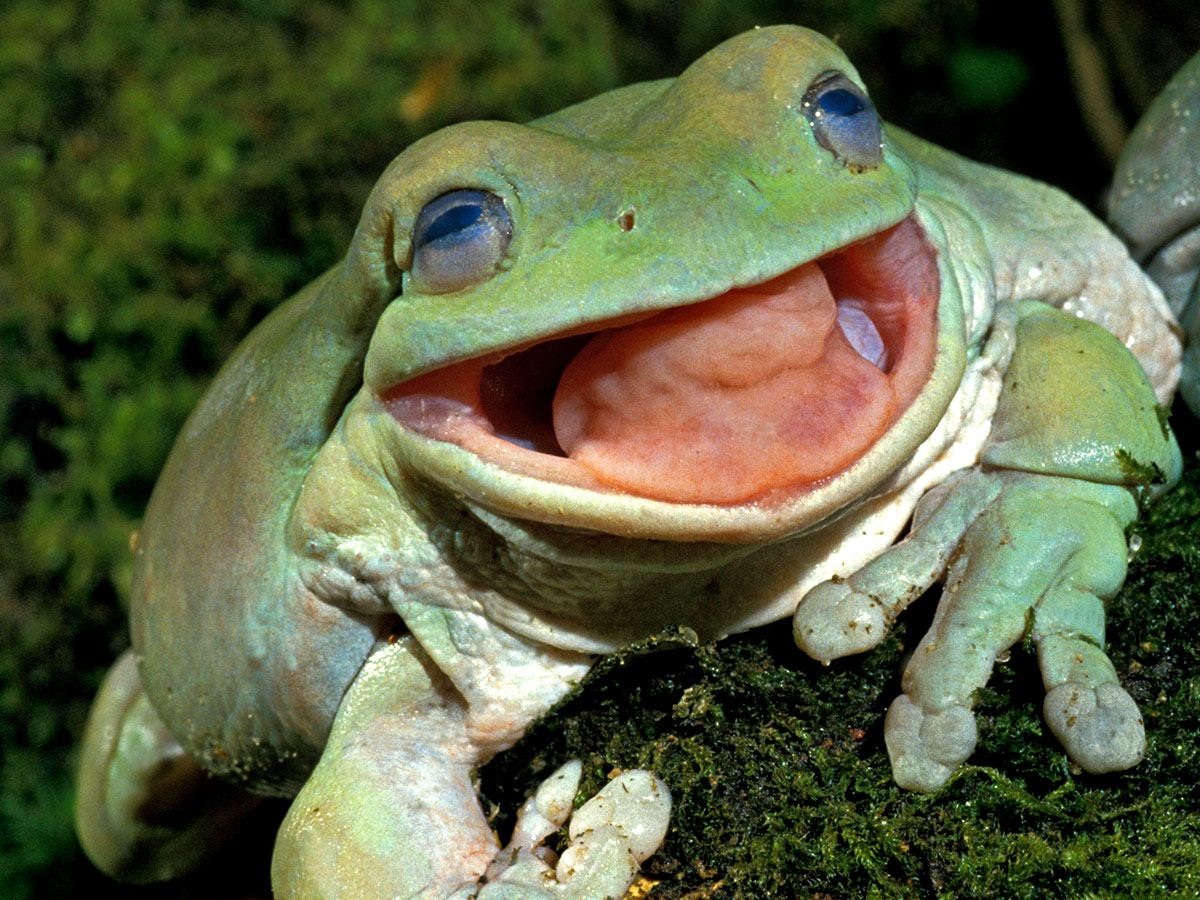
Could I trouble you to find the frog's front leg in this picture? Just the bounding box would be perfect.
[273,627,668,900]
[882,474,1143,791]
[794,301,1181,792]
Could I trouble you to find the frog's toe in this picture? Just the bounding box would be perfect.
[1034,593,1146,773]
[492,760,584,869]
[793,581,891,662]
[883,695,978,793]
[559,769,669,869]
[1043,682,1145,774]
[480,767,670,900]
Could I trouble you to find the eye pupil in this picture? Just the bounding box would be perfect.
[423,202,485,245]
[817,88,866,118]
[800,72,883,170]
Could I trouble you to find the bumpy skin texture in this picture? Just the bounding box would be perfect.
[76,26,1186,900]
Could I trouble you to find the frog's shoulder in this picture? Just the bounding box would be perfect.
[983,300,1181,491]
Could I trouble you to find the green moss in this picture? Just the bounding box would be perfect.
[1115,447,1168,488]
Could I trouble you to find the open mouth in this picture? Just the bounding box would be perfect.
[382,216,939,506]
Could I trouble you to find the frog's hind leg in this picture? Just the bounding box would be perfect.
[75,649,265,882]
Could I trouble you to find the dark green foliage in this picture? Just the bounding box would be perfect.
[2,1,1199,898]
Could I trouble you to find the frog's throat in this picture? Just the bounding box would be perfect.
[383,216,938,509]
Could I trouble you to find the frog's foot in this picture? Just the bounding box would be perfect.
[796,470,1147,792]
[883,655,1144,790]
[75,650,265,882]
[899,476,1145,791]
[274,636,666,900]
[459,761,670,900]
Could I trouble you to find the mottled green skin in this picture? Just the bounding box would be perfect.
[75,26,1186,900]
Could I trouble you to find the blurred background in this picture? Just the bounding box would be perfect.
[3,1,1199,897]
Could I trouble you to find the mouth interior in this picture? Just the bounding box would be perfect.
[384,216,939,505]
[479,333,594,455]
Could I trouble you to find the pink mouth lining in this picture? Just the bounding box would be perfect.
[384,216,939,506]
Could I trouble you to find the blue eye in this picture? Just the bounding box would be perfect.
[801,72,883,170]
[410,189,512,293]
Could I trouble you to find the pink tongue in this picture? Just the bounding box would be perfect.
[551,262,896,504]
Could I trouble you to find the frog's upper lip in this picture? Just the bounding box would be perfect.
[379,215,946,541]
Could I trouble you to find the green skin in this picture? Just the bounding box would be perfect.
[75,25,1188,900]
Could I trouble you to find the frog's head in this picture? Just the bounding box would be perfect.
[351,25,963,543]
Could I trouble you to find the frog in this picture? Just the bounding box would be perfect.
[74,24,1186,900]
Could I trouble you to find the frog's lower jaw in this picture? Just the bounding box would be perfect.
[381,216,953,542]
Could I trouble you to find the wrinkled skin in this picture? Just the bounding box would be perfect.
[76,26,1191,900]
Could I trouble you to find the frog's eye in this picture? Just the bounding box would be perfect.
[410,189,513,293]
[800,73,883,171]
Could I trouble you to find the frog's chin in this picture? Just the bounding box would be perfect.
[381,216,943,542]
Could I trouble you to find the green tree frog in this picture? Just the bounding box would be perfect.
[75,25,1187,900]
